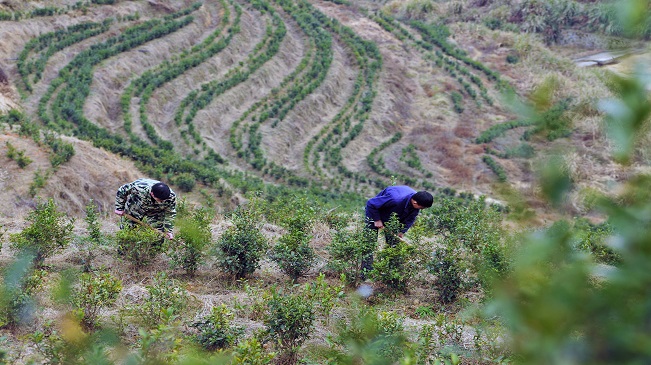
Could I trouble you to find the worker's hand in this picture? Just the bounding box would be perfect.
[114,209,124,216]
[398,232,404,238]
[166,232,174,240]
[374,220,384,229]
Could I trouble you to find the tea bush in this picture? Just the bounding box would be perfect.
[0,254,44,329]
[370,214,419,291]
[71,271,122,330]
[130,272,195,329]
[114,223,163,270]
[304,273,345,326]
[326,302,408,364]
[169,204,213,276]
[428,247,463,304]
[191,304,244,350]
[9,198,74,267]
[270,229,315,281]
[263,289,314,365]
[77,200,106,272]
[231,337,275,364]
[215,206,268,279]
[327,219,377,286]
[5,141,32,168]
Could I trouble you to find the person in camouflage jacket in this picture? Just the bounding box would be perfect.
[114,178,177,239]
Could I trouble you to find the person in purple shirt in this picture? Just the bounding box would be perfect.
[366,185,433,236]
[363,186,433,274]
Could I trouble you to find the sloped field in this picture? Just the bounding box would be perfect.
[0,0,527,214]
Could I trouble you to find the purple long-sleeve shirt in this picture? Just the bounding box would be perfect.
[365,186,419,233]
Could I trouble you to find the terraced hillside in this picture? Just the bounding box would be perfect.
[0,0,523,212]
[1,0,645,220]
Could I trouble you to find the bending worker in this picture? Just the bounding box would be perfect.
[365,185,433,238]
[114,178,176,240]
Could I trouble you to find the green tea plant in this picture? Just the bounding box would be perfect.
[231,337,275,364]
[370,214,418,291]
[134,322,183,364]
[427,247,463,304]
[28,320,120,365]
[169,205,213,276]
[43,132,75,168]
[4,141,32,168]
[77,200,104,272]
[420,196,508,299]
[263,289,314,365]
[191,304,244,350]
[325,302,409,364]
[114,223,163,270]
[9,198,74,267]
[215,205,268,279]
[304,273,345,326]
[130,272,195,329]
[0,254,44,329]
[327,219,377,286]
[270,228,315,281]
[28,169,49,197]
[71,271,122,330]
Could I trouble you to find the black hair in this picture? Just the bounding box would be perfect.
[412,191,433,208]
[151,182,171,200]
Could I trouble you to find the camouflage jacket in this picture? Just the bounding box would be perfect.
[115,178,176,233]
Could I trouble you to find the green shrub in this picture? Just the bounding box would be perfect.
[191,304,244,350]
[169,205,213,276]
[270,229,315,281]
[327,220,377,286]
[428,247,463,304]
[71,271,122,330]
[0,255,44,329]
[77,200,105,272]
[263,289,314,365]
[9,198,74,267]
[5,141,32,168]
[43,132,75,168]
[327,303,408,364]
[172,172,196,192]
[451,91,463,113]
[131,272,194,329]
[115,223,163,270]
[28,169,49,197]
[304,273,345,326]
[370,239,418,292]
[231,337,275,364]
[369,215,418,291]
[215,206,268,279]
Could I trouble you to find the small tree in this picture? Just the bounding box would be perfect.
[10,198,74,267]
[215,206,268,279]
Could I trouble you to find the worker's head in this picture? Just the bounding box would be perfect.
[151,182,171,202]
[411,191,433,209]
